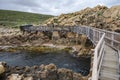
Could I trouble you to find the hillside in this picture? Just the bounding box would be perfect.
[0,10,53,28]
[44,5,120,32]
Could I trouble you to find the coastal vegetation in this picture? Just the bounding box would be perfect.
[0,10,53,28]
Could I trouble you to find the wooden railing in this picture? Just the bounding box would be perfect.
[95,28,120,50]
[20,25,120,80]
[81,26,120,80]
[71,26,106,80]
[80,26,120,80]
[90,32,105,80]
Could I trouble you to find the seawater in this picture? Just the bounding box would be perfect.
[0,51,91,76]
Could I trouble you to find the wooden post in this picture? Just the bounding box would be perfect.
[118,50,120,78]
[93,29,95,44]
[92,50,98,80]
[98,31,101,40]
[87,28,89,37]
[111,33,114,46]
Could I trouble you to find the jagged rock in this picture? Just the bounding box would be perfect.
[103,5,120,18]
[67,32,76,38]
[44,63,57,79]
[3,63,89,80]
[40,64,45,71]
[24,66,30,72]
[52,31,60,39]
[115,28,120,33]
[57,68,73,80]
[73,72,82,80]
[39,64,58,80]
[45,63,57,71]
[23,77,33,80]
[7,74,23,80]
[77,52,83,57]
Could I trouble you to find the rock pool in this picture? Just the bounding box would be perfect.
[0,51,91,76]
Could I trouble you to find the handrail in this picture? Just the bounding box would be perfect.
[86,27,119,80]
[91,33,105,80]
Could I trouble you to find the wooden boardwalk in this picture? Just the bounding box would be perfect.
[100,45,119,80]
[20,25,120,80]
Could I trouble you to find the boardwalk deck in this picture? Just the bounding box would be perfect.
[99,45,119,80]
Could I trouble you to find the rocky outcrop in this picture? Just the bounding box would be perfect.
[0,28,21,37]
[0,34,93,57]
[44,5,120,32]
[0,33,45,46]
[0,63,90,80]
[103,5,120,18]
